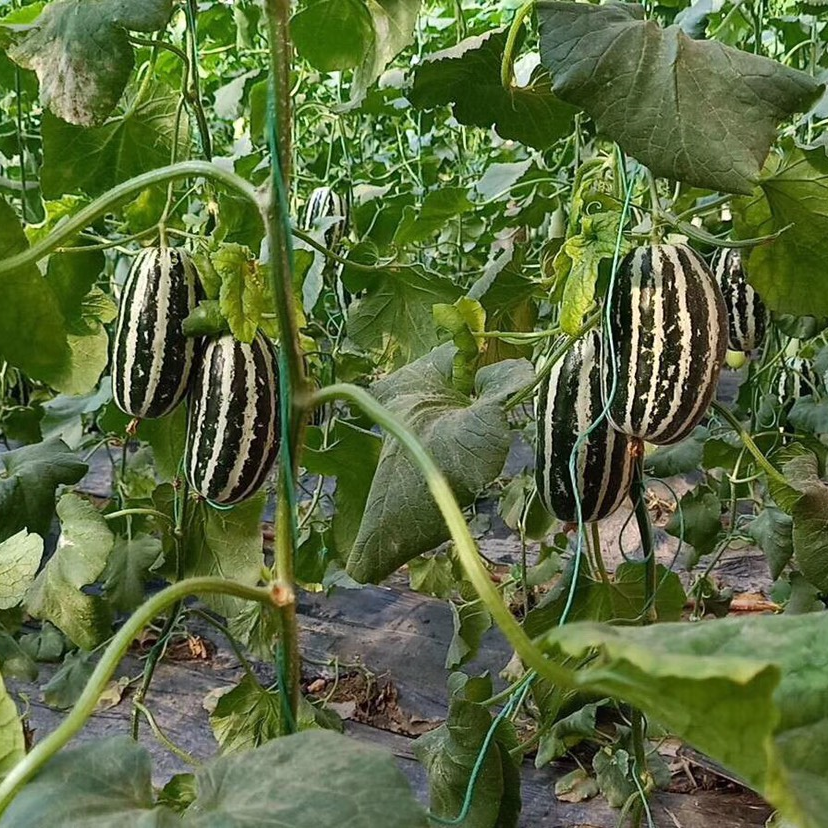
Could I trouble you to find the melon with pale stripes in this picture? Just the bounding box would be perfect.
[605,244,727,446]
[535,331,636,523]
[185,332,280,505]
[301,186,348,250]
[777,356,817,403]
[112,247,199,419]
[714,249,766,353]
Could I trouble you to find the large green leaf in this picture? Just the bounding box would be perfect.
[40,84,189,199]
[302,421,382,557]
[9,0,173,126]
[541,613,828,828]
[101,534,163,613]
[26,493,114,649]
[214,243,268,343]
[0,198,71,385]
[536,2,821,194]
[414,697,520,828]
[346,346,533,582]
[0,438,87,543]
[291,0,374,71]
[747,507,794,581]
[408,28,577,151]
[346,266,460,369]
[350,0,422,106]
[0,530,43,610]
[209,674,283,754]
[0,736,176,827]
[733,148,828,317]
[0,671,24,780]
[186,730,428,827]
[155,494,266,619]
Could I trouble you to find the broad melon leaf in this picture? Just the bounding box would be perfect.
[26,493,114,649]
[0,198,71,386]
[733,148,828,318]
[40,84,189,199]
[0,736,176,827]
[0,530,43,610]
[0,671,25,780]
[541,613,828,828]
[291,0,375,72]
[346,345,533,583]
[9,0,173,127]
[185,730,428,827]
[536,2,821,194]
[408,28,577,151]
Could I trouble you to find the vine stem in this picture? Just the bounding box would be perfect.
[308,383,576,691]
[264,0,305,729]
[501,1,535,89]
[0,578,277,815]
[711,400,788,488]
[0,161,260,277]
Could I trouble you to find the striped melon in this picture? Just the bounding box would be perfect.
[777,356,817,403]
[301,186,348,251]
[535,330,637,523]
[605,244,727,445]
[112,247,199,419]
[185,331,280,505]
[714,249,766,353]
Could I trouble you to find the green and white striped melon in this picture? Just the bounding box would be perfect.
[112,247,199,419]
[605,244,727,445]
[777,356,817,403]
[535,331,636,523]
[714,249,766,353]
[185,331,280,505]
[301,186,348,251]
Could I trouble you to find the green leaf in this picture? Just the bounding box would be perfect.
[0,671,24,779]
[209,674,283,754]
[346,266,460,369]
[182,300,230,338]
[747,507,794,581]
[593,747,635,808]
[346,346,533,582]
[0,197,71,385]
[395,188,473,246]
[0,530,43,610]
[349,0,422,106]
[40,84,189,199]
[45,249,104,330]
[645,426,709,478]
[408,554,454,600]
[51,327,110,396]
[101,534,163,613]
[536,2,821,194]
[0,736,176,826]
[557,211,628,334]
[536,702,602,766]
[778,453,828,592]
[227,600,281,663]
[41,649,95,710]
[409,28,577,151]
[8,0,173,126]
[156,495,266,619]
[665,487,722,567]
[734,149,828,317]
[432,297,486,395]
[446,601,491,670]
[139,405,188,481]
[0,438,87,543]
[540,613,828,828]
[19,623,65,664]
[26,494,114,649]
[303,422,382,558]
[186,730,428,827]
[414,697,520,828]
[291,0,374,72]
[215,243,267,343]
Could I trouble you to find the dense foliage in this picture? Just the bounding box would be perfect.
[0,0,828,826]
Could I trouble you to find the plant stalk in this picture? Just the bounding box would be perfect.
[0,578,277,816]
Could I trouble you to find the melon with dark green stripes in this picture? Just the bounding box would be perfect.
[535,331,636,523]
[714,249,766,352]
[185,332,280,505]
[301,186,348,250]
[605,244,727,445]
[112,247,199,419]
[777,356,817,403]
